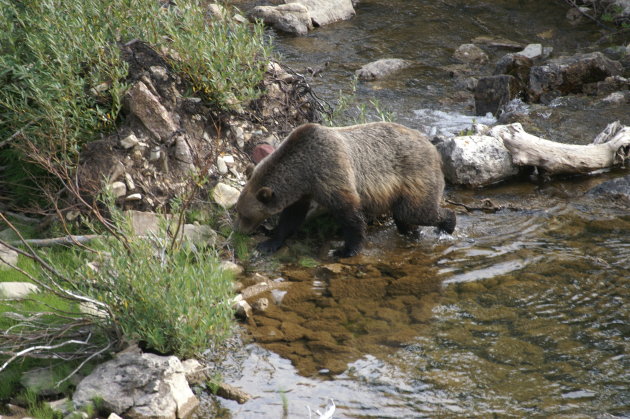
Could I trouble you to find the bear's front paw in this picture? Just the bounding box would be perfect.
[257,239,283,254]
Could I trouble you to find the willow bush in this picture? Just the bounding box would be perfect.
[0,0,270,203]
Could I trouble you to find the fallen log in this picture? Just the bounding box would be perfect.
[9,234,102,248]
[491,121,630,175]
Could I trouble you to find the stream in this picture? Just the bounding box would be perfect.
[215,0,629,417]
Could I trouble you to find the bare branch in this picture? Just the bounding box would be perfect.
[8,234,102,248]
[0,335,93,373]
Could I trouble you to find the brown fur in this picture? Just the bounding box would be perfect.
[234,122,455,257]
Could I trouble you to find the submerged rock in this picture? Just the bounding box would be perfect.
[587,175,630,203]
[453,44,488,64]
[355,58,411,81]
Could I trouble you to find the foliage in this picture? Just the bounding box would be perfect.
[0,0,270,205]
[74,208,236,359]
[0,204,235,380]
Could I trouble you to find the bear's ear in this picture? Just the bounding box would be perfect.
[256,186,274,204]
[244,164,255,180]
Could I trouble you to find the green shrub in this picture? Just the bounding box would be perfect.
[0,0,270,203]
[75,209,235,359]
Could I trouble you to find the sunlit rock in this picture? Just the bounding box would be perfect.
[73,349,198,419]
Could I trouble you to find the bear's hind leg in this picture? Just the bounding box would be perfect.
[257,196,311,253]
[393,196,455,235]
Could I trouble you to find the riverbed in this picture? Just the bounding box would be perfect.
[218,0,629,417]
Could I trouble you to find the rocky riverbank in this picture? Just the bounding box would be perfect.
[3,0,630,417]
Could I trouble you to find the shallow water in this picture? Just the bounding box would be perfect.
[273,0,629,142]
[218,0,630,417]
[216,179,629,417]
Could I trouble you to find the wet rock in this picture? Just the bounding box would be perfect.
[0,282,39,299]
[73,349,199,419]
[0,243,18,270]
[355,58,411,81]
[601,91,630,104]
[212,182,240,208]
[582,75,629,96]
[252,297,270,313]
[234,299,253,320]
[566,6,591,25]
[240,280,290,301]
[247,4,313,36]
[125,81,178,141]
[215,383,252,404]
[494,53,533,86]
[516,43,551,62]
[434,131,519,187]
[528,52,623,103]
[474,75,522,116]
[587,174,630,203]
[453,44,488,64]
[293,0,356,27]
[252,143,275,164]
[471,35,523,50]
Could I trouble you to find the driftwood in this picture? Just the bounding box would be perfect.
[492,121,630,175]
[9,234,101,248]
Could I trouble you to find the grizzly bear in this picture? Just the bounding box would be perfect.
[234,122,455,257]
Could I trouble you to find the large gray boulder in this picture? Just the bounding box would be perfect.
[248,3,313,35]
[529,52,623,103]
[73,349,199,419]
[435,128,519,187]
[355,59,411,81]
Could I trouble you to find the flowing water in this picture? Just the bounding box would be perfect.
[216,0,630,417]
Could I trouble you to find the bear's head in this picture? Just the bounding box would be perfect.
[233,184,280,234]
